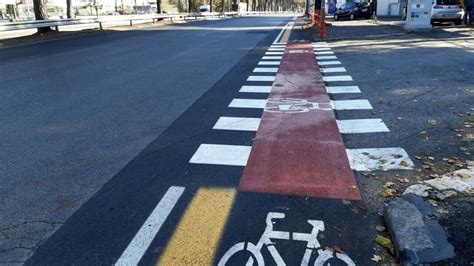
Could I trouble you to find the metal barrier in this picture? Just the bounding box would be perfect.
[0,12,243,32]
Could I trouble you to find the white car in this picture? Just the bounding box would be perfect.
[431,0,464,25]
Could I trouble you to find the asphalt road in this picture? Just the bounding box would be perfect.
[0,16,294,263]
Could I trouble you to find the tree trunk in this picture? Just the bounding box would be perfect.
[156,0,161,13]
[33,0,51,33]
[66,0,72,18]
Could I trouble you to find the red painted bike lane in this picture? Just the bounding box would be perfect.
[239,42,361,200]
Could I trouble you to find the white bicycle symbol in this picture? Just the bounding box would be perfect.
[264,98,332,114]
[218,212,355,266]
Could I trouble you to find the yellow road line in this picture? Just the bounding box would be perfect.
[157,187,236,265]
[280,23,294,44]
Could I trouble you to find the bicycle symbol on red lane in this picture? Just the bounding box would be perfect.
[264,98,332,114]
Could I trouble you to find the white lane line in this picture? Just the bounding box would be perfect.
[331,100,373,110]
[346,148,414,171]
[315,51,335,55]
[115,186,185,266]
[268,48,285,51]
[258,61,280,66]
[323,75,353,82]
[337,119,390,134]
[313,47,331,51]
[239,85,272,93]
[262,56,282,60]
[318,61,341,66]
[247,76,276,82]
[320,67,346,73]
[316,55,338,60]
[253,67,278,73]
[189,144,252,166]
[312,42,329,47]
[271,45,286,48]
[266,52,284,55]
[213,117,260,131]
[273,22,290,44]
[326,86,361,94]
[229,98,267,109]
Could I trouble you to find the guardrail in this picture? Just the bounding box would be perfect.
[0,12,242,32]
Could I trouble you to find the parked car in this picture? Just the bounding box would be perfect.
[431,0,464,25]
[334,2,372,20]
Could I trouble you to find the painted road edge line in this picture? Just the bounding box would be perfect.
[115,186,185,266]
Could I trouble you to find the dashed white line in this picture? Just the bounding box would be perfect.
[323,75,353,82]
[258,61,280,66]
[318,61,342,66]
[268,48,285,51]
[213,117,260,131]
[229,99,267,109]
[316,55,338,60]
[253,67,278,73]
[239,85,272,93]
[262,56,282,60]
[313,47,331,51]
[346,148,414,171]
[315,51,335,55]
[115,186,185,266]
[326,86,361,94]
[189,144,252,166]
[337,119,390,134]
[320,67,346,73]
[247,76,276,82]
[331,100,373,110]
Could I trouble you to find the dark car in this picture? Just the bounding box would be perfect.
[334,2,373,20]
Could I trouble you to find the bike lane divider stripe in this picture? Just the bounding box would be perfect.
[258,61,281,66]
[158,187,236,266]
[316,55,338,60]
[213,117,260,132]
[253,67,279,73]
[265,51,284,55]
[337,119,390,134]
[315,51,335,55]
[189,144,251,166]
[331,99,372,110]
[247,76,276,82]
[346,148,415,171]
[326,85,361,94]
[261,56,282,60]
[318,60,341,66]
[229,99,267,109]
[313,47,331,51]
[239,42,362,200]
[115,186,185,266]
[269,47,286,51]
[239,85,272,93]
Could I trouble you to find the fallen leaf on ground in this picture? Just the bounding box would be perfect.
[400,160,410,167]
[442,190,457,197]
[383,182,395,188]
[375,225,386,232]
[398,178,409,183]
[371,255,382,262]
[428,199,439,206]
[375,235,394,254]
[436,208,449,214]
[380,188,397,197]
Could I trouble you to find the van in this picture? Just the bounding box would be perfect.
[431,0,464,25]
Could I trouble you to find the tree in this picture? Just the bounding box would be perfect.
[33,0,51,33]
[66,0,73,18]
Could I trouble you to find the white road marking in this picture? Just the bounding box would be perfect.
[318,61,341,66]
[273,22,291,44]
[189,144,252,166]
[323,75,353,82]
[271,44,286,48]
[253,67,278,73]
[115,186,185,266]
[247,76,276,82]
[331,100,372,110]
[312,42,329,47]
[316,55,338,60]
[320,67,346,73]
[266,52,284,55]
[268,48,285,51]
[326,86,361,94]
[346,148,414,171]
[258,61,280,66]
[229,98,267,109]
[337,119,390,134]
[315,51,335,55]
[313,47,331,51]
[239,85,272,93]
[213,117,260,131]
[262,56,282,60]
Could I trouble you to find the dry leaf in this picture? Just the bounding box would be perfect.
[428,199,439,206]
[383,182,395,188]
[400,160,410,167]
[380,188,397,197]
[371,254,382,262]
[348,185,357,190]
[375,235,394,254]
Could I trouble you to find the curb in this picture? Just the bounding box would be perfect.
[384,193,455,265]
